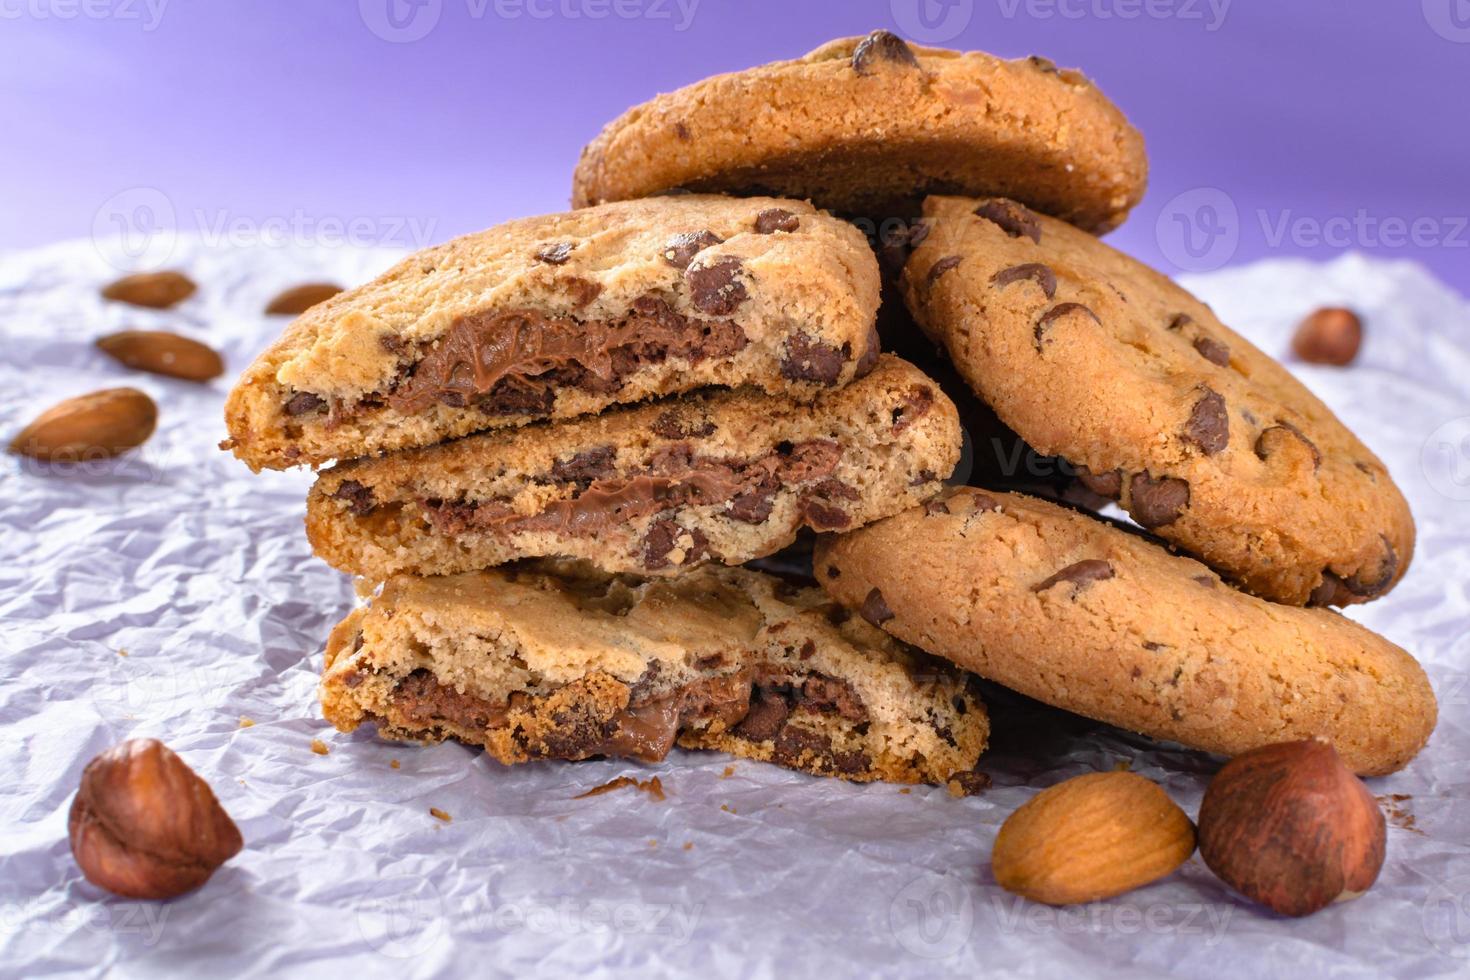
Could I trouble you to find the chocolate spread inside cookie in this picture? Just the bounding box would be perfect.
[387,664,869,767]
[286,295,750,421]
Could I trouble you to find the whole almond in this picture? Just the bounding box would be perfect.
[992,772,1196,905]
[96,330,224,382]
[265,282,343,316]
[8,387,157,462]
[101,271,197,310]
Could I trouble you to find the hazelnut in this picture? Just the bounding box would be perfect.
[1292,307,1362,366]
[1198,737,1385,917]
[68,739,243,899]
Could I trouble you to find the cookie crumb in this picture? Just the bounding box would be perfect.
[117,648,128,657]
[721,765,735,778]
[1377,793,1421,835]
[1113,759,1132,771]
[946,769,991,798]
[683,842,693,851]
[575,775,665,801]
[310,738,329,755]
[720,803,736,814]
[899,787,912,795]
[430,807,452,823]
[239,716,255,729]
[648,839,658,848]
[390,759,401,770]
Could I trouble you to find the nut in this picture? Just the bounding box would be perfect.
[1292,307,1362,366]
[265,282,343,316]
[96,330,225,382]
[1198,737,1385,917]
[68,739,243,899]
[101,270,197,309]
[991,772,1196,905]
[8,387,157,462]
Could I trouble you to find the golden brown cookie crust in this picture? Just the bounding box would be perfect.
[306,355,960,580]
[320,563,988,787]
[571,32,1148,233]
[224,195,880,471]
[815,489,1435,776]
[902,194,1414,606]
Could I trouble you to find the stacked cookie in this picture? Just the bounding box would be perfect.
[225,194,989,786]
[226,30,1435,787]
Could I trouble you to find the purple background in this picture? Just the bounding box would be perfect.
[3,0,1467,295]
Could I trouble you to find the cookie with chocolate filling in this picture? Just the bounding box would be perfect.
[572,31,1147,234]
[307,355,959,579]
[816,489,1436,777]
[901,194,1414,606]
[320,562,988,787]
[223,195,880,471]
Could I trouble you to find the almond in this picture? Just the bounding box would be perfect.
[991,772,1196,905]
[96,330,224,382]
[101,271,197,309]
[265,282,343,316]
[8,387,157,462]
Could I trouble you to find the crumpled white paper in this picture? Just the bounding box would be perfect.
[2,237,1468,979]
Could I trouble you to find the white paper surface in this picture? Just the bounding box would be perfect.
[2,238,1468,980]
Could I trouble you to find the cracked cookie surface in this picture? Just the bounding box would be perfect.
[572,31,1147,233]
[815,488,1435,776]
[902,194,1414,606]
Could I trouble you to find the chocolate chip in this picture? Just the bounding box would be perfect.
[1194,336,1231,366]
[780,333,847,384]
[726,490,776,524]
[652,410,716,440]
[734,690,790,741]
[1127,473,1190,528]
[1032,559,1115,594]
[332,479,376,517]
[284,391,325,416]
[967,491,1002,513]
[832,750,871,774]
[973,199,1042,244]
[948,770,991,796]
[535,242,574,265]
[991,263,1057,299]
[800,498,850,531]
[686,255,747,315]
[851,29,919,75]
[924,497,951,516]
[560,276,602,307]
[661,230,723,269]
[754,208,800,234]
[772,725,832,766]
[551,446,616,486]
[1312,535,1399,604]
[1166,314,1193,332]
[860,588,893,626]
[1027,55,1059,73]
[1074,465,1122,499]
[826,566,840,579]
[673,121,691,141]
[1034,302,1100,348]
[1184,388,1229,455]
[927,255,962,285]
[379,334,408,356]
[1254,421,1322,470]
[911,470,938,487]
[854,324,882,378]
[643,518,709,570]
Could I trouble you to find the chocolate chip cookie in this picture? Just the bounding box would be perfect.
[321,561,988,787]
[307,355,958,579]
[572,31,1147,234]
[224,195,880,471]
[902,195,1414,606]
[815,489,1435,776]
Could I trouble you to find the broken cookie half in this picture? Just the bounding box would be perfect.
[224,194,880,471]
[320,562,988,787]
[306,355,959,579]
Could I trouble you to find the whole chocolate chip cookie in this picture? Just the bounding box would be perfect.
[901,195,1414,606]
[224,195,879,471]
[321,561,988,787]
[815,489,1436,776]
[306,356,959,579]
[572,31,1147,234]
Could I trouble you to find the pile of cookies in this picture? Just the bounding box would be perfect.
[224,31,1434,795]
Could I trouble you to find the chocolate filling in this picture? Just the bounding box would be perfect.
[387,665,870,766]
[417,439,850,541]
[288,295,748,421]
